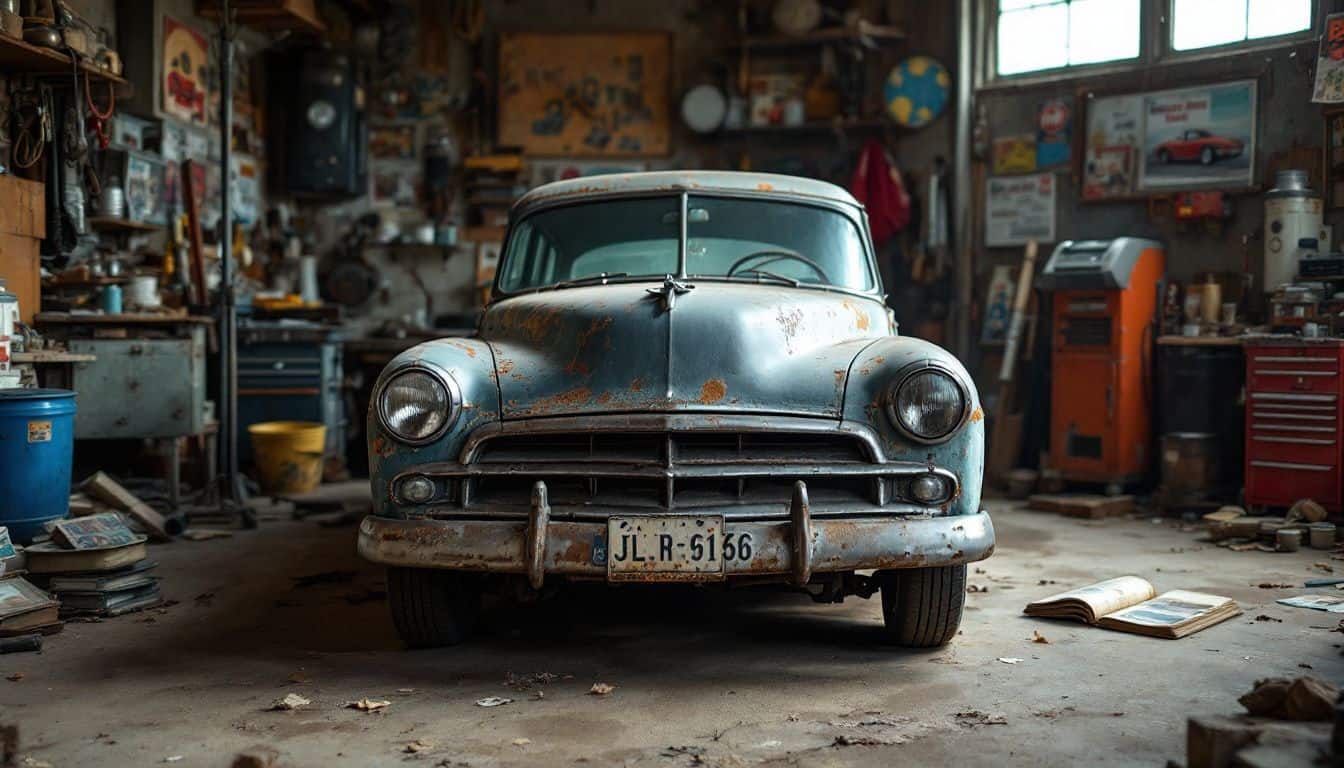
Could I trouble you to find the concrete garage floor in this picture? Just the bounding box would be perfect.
[4,500,1343,767]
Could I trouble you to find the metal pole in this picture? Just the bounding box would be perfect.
[952,0,975,360]
[217,0,250,523]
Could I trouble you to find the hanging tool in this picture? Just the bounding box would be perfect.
[84,69,114,150]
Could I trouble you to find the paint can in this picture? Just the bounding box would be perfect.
[1310,522,1337,550]
[126,275,161,309]
[1277,528,1302,552]
[101,284,122,315]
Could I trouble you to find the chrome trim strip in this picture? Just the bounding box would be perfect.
[1251,424,1336,433]
[1254,369,1339,377]
[1251,392,1337,402]
[1253,436,1337,446]
[1251,459,1334,472]
[1251,356,1339,363]
[1250,412,1335,421]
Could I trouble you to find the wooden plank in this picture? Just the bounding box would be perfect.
[0,34,126,83]
[35,312,211,325]
[12,351,97,364]
[81,472,171,541]
[1026,494,1135,519]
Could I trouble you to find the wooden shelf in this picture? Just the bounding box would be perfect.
[736,23,905,50]
[88,217,164,233]
[720,118,888,136]
[195,0,326,34]
[45,276,129,288]
[0,34,126,84]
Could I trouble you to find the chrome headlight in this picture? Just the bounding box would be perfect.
[887,364,969,443]
[377,365,459,444]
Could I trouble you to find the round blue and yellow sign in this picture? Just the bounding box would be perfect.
[884,56,950,129]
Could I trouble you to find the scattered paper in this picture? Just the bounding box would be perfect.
[475,696,513,708]
[346,698,391,712]
[163,757,184,764]
[1031,631,1049,644]
[511,738,532,746]
[997,657,1023,665]
[588,682,616,696]
[6,672,23,681]
[1278,595,1344,613]
[404,739,434,754]
[270,693,311,711]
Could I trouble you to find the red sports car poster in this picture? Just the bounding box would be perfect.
[162,17,210,125]
[1139,80,1255,191]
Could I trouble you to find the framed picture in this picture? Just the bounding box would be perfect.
[124,152,168,225]
[1325,108,1344,209]
[1138,80,1256,192]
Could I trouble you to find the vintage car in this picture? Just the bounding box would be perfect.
[1154,129,1244,165]
[359,171,993,648]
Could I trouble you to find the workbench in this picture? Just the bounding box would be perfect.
[35,312,216,511]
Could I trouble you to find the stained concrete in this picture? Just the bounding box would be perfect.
[2,500,1342,767]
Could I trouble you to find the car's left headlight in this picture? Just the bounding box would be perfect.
[377,365,459,444]
[887,364,969,443]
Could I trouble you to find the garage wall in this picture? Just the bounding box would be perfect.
[975,40,1327,289]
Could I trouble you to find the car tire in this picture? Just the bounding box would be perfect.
[1200,147,1214,165]
[1157,149,1170,164]
[387,567,480,648]
[879,565,966,648]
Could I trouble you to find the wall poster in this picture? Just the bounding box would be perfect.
[1139,81,1256,191]
[497,32,671,156]
[985,173,1056,248]
[1313,13,1344,103]
[162,17,211,126]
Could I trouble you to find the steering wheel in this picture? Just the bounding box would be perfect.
[725,250,831,283]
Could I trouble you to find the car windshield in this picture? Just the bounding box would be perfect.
[496,194,874,293]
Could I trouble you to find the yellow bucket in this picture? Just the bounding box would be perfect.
[248,421,326,495]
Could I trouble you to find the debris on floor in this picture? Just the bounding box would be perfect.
[588,682,617,695]
[475,696,513,708]
[345,698,390,712]
[1275,595,1344,613]
[269,693,311,711]
[230,745,282,768]
[954,710,1008,727]
[1238,677,1338,721]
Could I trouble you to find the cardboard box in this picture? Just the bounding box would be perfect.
[0,176,44,324]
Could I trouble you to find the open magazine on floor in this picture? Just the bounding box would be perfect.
[1024,576,1241,639]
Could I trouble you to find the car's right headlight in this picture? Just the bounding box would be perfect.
[886,364,968,443]
[377,365,459,444]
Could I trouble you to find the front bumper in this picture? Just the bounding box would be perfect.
[357,500,995,585]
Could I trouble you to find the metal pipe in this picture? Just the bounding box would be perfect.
[217,0,246,513]
[952,0,975,360]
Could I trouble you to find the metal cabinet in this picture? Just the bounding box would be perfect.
[68,328,207,439]
[238,323,345,464]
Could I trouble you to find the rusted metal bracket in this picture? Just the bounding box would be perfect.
[526,481,550,589]
[790,480,813,587]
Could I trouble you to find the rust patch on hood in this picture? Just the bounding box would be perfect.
[498,359,515,374]
[567,316,614,375]
[630,377,644,392]
[969,407,984,423]
[841,300,871,331]
[699,378,728,404]
[371,435,396,458]
[757,182,774,191]
[525,386,595,415]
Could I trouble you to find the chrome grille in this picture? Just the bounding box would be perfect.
[458,431,914,514]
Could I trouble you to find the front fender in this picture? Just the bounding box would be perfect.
[368,338,500,517]
[841,337,984,517]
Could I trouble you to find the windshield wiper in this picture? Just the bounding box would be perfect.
[727,269,800,287]
[552,272,631,289]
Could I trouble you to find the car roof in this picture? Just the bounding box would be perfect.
[514,170,861,212]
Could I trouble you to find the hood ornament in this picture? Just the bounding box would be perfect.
[646,274,695,312]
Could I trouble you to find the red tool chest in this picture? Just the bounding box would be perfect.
[1244,338,1344,513]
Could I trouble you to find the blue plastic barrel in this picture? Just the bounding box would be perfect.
[0,389,76,543]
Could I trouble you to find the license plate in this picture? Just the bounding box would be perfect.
[607,516,724,582]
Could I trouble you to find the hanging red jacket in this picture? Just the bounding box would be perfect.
[849,139,911,246]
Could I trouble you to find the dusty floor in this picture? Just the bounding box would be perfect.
[3,499,1343,767]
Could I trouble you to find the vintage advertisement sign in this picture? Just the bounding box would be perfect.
[992,135,1037,175]
[162,17,210,126]
[1036,99,1072,168]
[1083,94,1142,200]
[1314,13,1344,103]
[985,173,1056,248]
[1139,81,1256,190]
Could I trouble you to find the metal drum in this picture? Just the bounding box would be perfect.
[0,389,76,542]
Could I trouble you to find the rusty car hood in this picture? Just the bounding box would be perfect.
[479,282,889,420]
